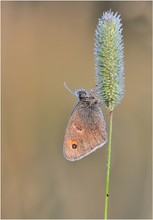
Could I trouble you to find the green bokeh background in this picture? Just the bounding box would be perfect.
[2,1,152,219]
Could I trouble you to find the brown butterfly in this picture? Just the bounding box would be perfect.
[63,83,107,161]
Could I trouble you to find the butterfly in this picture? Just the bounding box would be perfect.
[63,83,107,161]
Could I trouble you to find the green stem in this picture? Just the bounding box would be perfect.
[104,110,113,219]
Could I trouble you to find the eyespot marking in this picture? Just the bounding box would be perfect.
[72,143,77,149]
[67,140,78,150]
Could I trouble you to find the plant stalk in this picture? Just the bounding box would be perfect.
[104,110,113,219]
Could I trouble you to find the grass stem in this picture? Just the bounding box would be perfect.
[104,110,113,219]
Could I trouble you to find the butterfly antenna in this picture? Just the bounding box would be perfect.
[64,82,75,96]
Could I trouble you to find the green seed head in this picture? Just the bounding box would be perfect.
[94,10,125,111]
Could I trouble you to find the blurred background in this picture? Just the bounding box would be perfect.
[2,1,152,219]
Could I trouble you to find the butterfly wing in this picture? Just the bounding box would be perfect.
[63,104,107,161]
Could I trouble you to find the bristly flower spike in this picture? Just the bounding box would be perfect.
[94,9,125,111]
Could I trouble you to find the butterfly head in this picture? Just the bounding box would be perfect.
[74,89,88,101]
